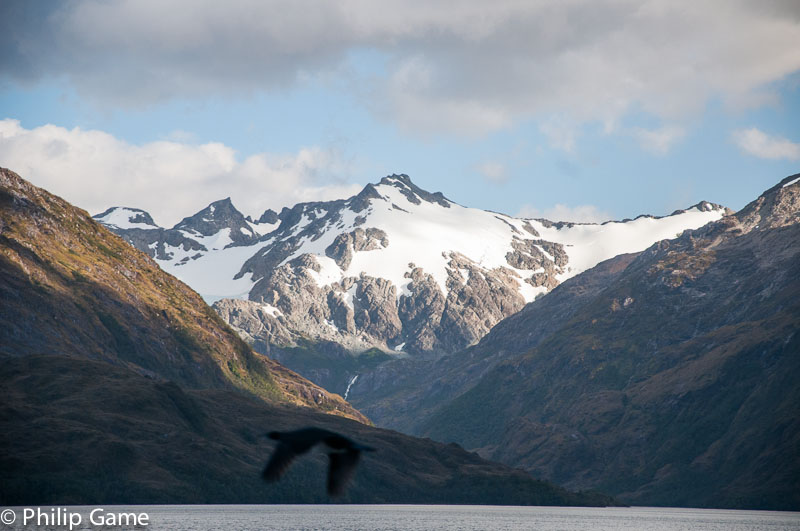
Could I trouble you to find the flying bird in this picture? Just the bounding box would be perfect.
[262,427,375,497]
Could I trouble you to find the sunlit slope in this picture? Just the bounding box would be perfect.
[0,167,365,422]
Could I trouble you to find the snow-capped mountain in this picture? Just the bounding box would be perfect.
[94,199,280,300]
[96,174,728,356]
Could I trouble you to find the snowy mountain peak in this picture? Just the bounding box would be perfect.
[376,174,452,208]
[217,174,727,355]
[93,207,159,230]
[670,200,730,216]
[173,197,251,237]
[94,197,280,280]
[98,173,729,357]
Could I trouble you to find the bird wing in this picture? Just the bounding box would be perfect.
[327,449,361,498]
[262,441,299,482]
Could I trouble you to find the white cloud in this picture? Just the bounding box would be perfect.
[0,119,362,226]
[2,1,799,136]
[516,203,613,223]
[475,161,507,183]
[539,117,580,153]
[632,125,686,155]
[731,127,800,160]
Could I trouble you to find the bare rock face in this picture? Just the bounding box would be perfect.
[732,177,799,230]
[223,247,538,360]
[506,238,568,290]
[250,208,279,224]
[327,284,356,334]
[326,228,389,269]
[437,253,527,352]
[398,267,445,352]
[355,274,402,340]
[256,254,331,334]
[212,298,295,355]
[128,228,206,261]
[220,255,407,356]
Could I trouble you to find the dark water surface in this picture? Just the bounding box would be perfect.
[4,505,799,530]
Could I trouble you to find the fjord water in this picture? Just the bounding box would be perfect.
[11,505,799,530]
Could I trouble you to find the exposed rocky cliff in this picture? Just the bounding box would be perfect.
[224,176,725,358]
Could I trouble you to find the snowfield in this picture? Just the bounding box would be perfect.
[97,176,726,305]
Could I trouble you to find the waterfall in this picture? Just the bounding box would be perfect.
[344,374,359,400]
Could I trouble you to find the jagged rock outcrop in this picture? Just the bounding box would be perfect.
[326,228,389,269]
[438,253,527,350]
[398,267,445,352]
[173,197,260,246]
[247,208,279,225]
[93,198,279,265]
[127,227,206,262]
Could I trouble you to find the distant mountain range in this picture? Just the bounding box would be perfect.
[96,174,726,376]
[0,167,614,506]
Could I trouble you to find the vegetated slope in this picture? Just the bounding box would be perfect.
[0,167,364,422]
[420,174,800,510]
[0,167,617,507]
[0,354,618,506]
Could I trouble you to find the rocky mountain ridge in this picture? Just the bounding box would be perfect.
[97,174,728,363]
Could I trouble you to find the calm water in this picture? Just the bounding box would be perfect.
[4,505,799,530]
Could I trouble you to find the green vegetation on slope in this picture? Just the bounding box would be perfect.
[0,166,366,421]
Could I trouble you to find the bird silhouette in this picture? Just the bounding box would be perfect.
[262,427,375,497]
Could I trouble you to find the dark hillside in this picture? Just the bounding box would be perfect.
[421,174,800,510]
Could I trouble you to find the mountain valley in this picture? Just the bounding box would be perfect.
[94,171,800,509]
[1,166,613,506]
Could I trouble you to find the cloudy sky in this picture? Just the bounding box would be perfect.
[1,0,799,226]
